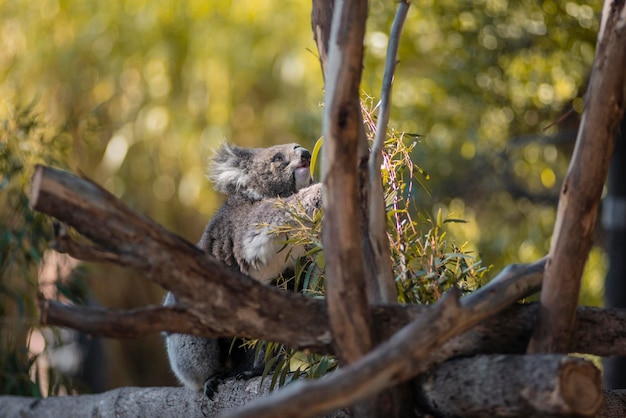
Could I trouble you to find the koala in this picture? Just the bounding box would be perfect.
[164,142,322,398]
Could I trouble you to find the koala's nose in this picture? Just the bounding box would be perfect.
[299,148,311,164]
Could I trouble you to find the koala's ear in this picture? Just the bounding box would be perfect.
[208,143,254,194]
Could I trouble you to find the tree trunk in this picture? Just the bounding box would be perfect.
[528,0,626,354]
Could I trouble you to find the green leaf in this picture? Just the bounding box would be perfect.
[310,137,323,180]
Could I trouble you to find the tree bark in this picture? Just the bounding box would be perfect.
[415,354,603,418]
[528,0,626,354]
[1,357,616,418]
[599,390,626,418]
[321,0,373,368]
[311,0,333,79]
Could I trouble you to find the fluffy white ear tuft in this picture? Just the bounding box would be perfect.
[208,143,262,199]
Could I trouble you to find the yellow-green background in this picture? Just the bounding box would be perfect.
[0,0,605,390]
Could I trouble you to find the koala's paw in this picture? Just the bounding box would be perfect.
[235,366,264,381]
[203,375,225,400]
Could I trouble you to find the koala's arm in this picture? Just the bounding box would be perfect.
[258,182,321,222]
[198,183,321,283]
[238,183,322,282]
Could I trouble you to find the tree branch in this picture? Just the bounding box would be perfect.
[321,0,374,366]
[41,296,626,362]
[39,299,212,339]
[30,165,331,350]
[528,0,626,353]
[365,0,411,304]
[311,0,392,306]
[311,0,333,79]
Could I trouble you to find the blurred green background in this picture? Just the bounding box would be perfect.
[0,0,605,393]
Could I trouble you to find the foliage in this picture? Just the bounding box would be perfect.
[0,105,72,395]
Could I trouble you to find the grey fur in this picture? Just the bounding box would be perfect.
[164,142,322,397]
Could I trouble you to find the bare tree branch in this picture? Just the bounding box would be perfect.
[369,0,410,161]
[321,0,374,367]
[365,0,411,304]
[311,0,393,306]
[52,222,123,264]
[311,0,333,79]
[40,299,212,339]
[528,0,626,353]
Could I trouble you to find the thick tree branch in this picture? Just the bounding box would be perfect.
[41,297,626,362]
[39,299,212,339]
[30,165,331,350]
[321,0,373,366]
[528,0,626,353]
[5,381,626,418]
[311,0,393,306]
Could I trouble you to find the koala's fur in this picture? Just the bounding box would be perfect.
[164,142,321,398]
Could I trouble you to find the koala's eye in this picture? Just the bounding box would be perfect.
[272,153,285,163]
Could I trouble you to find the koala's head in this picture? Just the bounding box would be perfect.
[209,143,313,201]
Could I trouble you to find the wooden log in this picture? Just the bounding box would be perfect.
[599,389,626,418]
[414,354,603,418]
[0,383,349,418]
[4,382,626,418]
